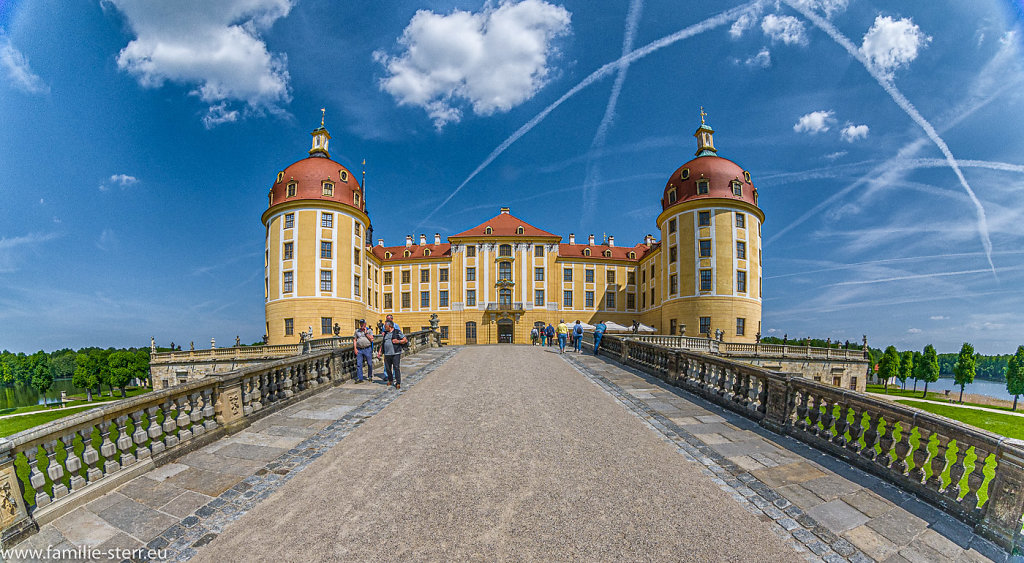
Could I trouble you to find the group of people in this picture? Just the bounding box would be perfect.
[531,320,607,355]
[352,314,407,389]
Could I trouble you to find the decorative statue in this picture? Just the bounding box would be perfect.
[235,335,241,347]
[679,324,686,336]
[783,333,788,343]
[150,337,156,353]
[755,332,761,343]
[429,313,440,330]
[262,335,269,344]
[632,320,639,334]
[190,341,194,351]
[211,337,216,349]
[333,322,341,336]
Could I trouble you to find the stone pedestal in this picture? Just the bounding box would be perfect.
[215,382,245,432]
[977,439,1024,553]
[0,441,36,548]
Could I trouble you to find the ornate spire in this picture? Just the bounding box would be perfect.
[309,111,331,158]
[694,107,717,157]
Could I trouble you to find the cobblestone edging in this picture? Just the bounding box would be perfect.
[563,354,871,563]
[142,348,460,562]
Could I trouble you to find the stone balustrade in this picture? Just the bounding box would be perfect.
[586,333,1024,553]
[0,330,439,547]
[627,335,867,360]
[150,336,355,363]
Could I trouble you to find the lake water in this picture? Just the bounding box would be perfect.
[903,377,1017,402]
[0,380,91,410]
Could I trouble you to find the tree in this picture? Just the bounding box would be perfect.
[878,346,900,392]
[28,351,53,405]
[921,344,940,398]
[1006,346,1024,411]
[911,350,924,393]
[953,342,977,403]
[107,351,137,398]
[898,350,914,390]
[73,352,102,401]
[49,350,76,381]
[134,349,151,388]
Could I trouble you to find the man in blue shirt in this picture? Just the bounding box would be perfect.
[593,321,607,355]
[377,320,407,390]
[573,321,584,353]
[353,319,374,383]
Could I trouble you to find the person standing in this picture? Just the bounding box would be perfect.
[545,323,555,347]
[531,326,539,345]
[573,321,584,353]
[353,319,374,383]
[539,325,547,346]
[378,320,407,390]
[593,320,607,355]
[556,320,568,353]
[385,313,401,333]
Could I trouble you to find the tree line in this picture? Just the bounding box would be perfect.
[0,347,150,404]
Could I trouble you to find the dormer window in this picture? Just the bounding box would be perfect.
[516,226,524,235]
[697,179,709,195]
[680,168,690,180]
[404,250,411,257]
[668,188,677,204]
[323,182,334,197]
[731,181,742,197]
[628,251,636,259]
[268,191,274,205]
[340,170,349,182]
[604,250,612,257]
[287,182,297,197]
[583,248,591,257]
[276,171,284,183]
[424,249,431,256]
[499,244,512,257]
[354,193,360,206]
[485,226,493,235]
[385,251,392,259]
[743,171,751,183]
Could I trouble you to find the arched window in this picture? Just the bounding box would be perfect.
[276,171,284,183]
[485,226,493,234]
[583,248,591,257]
[498,261,512,281]
[516,226,524,234]
[604,250,612,257]
[403,250,411,257]
[743,170,751,183]
[340,170,349,182]
[424,249,431,256]
[668,188,677,204]
[499,244,512,257]
[628,251,636,259]
[354,193,360,206]
[385,251,392,259]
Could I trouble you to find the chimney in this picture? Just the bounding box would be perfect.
[588,234,595,245]
[405,235,413,247]
[434,233,441,245]
[500,207,510,214]
[419,234,427,245]
[377,239,384,247]
[608,236,615,247]
[569,233,575,245]
[644,234,652,246]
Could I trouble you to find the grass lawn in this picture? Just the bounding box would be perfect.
[867,384,1020,414]
[0,406,102,438]
[0,387,151,419]
[894,400,1024,440]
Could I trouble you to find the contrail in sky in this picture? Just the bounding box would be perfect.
[780,0,996,275]
[415,1,759,230]
[580,0,645,228]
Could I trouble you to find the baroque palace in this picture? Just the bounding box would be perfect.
[263,114,764,346]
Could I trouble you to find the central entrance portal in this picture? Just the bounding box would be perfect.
[497,319,514,344]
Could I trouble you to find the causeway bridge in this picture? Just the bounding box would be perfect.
[1,332,1022,561]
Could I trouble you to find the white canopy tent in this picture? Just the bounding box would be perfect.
[569,321,596,330]
[635,323,657,333]
[601,321,632,332]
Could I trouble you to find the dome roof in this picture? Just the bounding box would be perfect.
[660,155,757,211]
[268,156,364,213]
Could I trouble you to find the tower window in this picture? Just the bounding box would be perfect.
[354,223,360,236]
[320,270,332,292]
[285,213,295,229]
[699,269,712,291]
[284,318,294,336]
[321,213,333,228]
[354,193,360,206]
[736,317,746,336]
[699,316,711,335]
[669,246,677,263]
[354,249,360,265]
[276,171,285,183]
[698,211,710,227]
[735,212,745,229]
[699,240,712,258]
[743,171,751,183]
[737,270,747,293]
[466,245,476,257]
[340,170,349,181]
[283,271,293,293]
[731,181,742,197]
[287,182,297,197]
[322,317,333,335]
[284,242,294,261]
[670,274,678,295]
[322,182,334,197]
[680,168,690,180]
[320,241,332,259]
[535,245,544,257]
[668,218,677,233]
[736,241,746,260]
[697,180,709,194]
[668,189,677,204]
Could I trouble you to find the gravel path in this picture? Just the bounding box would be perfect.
[193,346,801,562]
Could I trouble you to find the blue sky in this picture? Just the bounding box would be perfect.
[1,0,1023,355]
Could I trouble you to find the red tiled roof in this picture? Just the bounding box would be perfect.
[661,155,758,212]
[268,156,363,213]
[451,211,559,238]
[371,244,452,262]
[557,243,654,261]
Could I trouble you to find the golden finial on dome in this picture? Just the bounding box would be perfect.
[700,106,707,125]
[320,107,326,127]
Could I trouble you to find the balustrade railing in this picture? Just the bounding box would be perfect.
[0,330,439,547]
[583,333,1024,553]
[627,336,867,361]
[151,337,356,363]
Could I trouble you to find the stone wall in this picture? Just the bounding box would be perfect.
[732,356,869,392]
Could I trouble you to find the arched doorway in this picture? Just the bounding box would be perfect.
[497,318,514,344]
[465,321,477,344]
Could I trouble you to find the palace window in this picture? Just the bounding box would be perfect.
[384,271,392,285]
[499,244,512,257]
[603,250,612,257]
[485,227,493,235]
[401,270,410,284]
[585,291,594,308]
[499,288,512,305]
[697,179,709,194]
[440,268,449,282]
[641,270,646,284]
[737,270,747,293]
[321,241,332,259]
[669,246,677,263]
[670,274,678,295]
[736,241,746,260]
[668,189,677,204]
[354,193,360,207]
[563,268,572,282]
[731,181,742,196]
[743,170,751,183]
[353,249,360,265]
[735,212,745,229]
[466,245,476,257]
[650,287,655,303]
[283,271,293,293]
[404,250,411,258]
[585,269,594,283]
[498,261,512,281]
[516,226,524,235]
[439,290,449,307]
[535,245,544,257]
[284,242,294,261]
[354,223,360,236]
[320,270,332,292]
[700,269,712,292]
[605,291,616,309]
[535,290,545,306]
[277,171,285,183]
[321,213,333,228]
[321,317,332,335]
[384,251,392,259]
[650,264,655,279]
[627,293,635,309]
[699,316,711,335]
[420,269,429,283]
[440,326,449,340]
[322,182,334,197]
[420,291,429,308]
[670,319,677,335]
[628,271,635,285]
[423,249,431,257]
[607,270,616,284]
[680,168,690,180]
[535,267,544,281]
[628,251,636,259]
[698,211,710,227]
[284,318,294,336]
[736,317,746,336]
[354,276,359,296]
[384,293,393,309]
[465,321,477,342]
[466,289,476,307]
[699,240,712,258]
[287,182,296,197]
[285,213,294,229]
[401,292,410,308]
[563,290,573,308]
[583,248,591,257]
[466,267,476,281]
[642,292,646,308]
[668,218,677,233]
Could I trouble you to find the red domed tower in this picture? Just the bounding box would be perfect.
[652,110,764,342]
[262,116,377,344]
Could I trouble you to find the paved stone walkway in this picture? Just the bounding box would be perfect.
[565,352,1007,563]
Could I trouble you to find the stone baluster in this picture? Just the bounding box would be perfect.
[202,388,217,431]
[859,410,879,459]
[817,396,834,439]
[794,390,809,431]
[62,432,85,493]
[283,366,295,399]
[146,406,165,456]
[306,362,318,389]
[876,415,895,467]
[42,440,65,500]
[832,402,849,447]
[130,410,151,461]
[977,440,1024,550]
[176,397,193,443]
[944,442,967,501]
[909,427,931,483]
[252,375,264,412]
[242,377,254,416]
[24,447,50,508]
[805,393,822,435]
[189,392,206,437]
[98,420,118,476]
[79,427,102,484]
[846,406,864,453]
[960,446,989,514]
[294,364,306,392]
[891,419,913,475]
[731,371,745,405]
[926,433,951,492]
[272,369,284,401]
[115,415,135,468]
[321,360,331,383]
[160,400,178,450]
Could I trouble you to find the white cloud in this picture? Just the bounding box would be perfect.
[96,228,119,252]
[824,150,847,160]
[859,15,931,79]
[0,39,49,94]
[107,0,293,128]
[793,110,835,134]
[375,0,572,129]
[840,123,869,142]
[907,328,922,334]
[790,0,849,20]
[729,5,763,39]
[99,173,139,191]
[930,315,949,320]
[761,14,808,46]
[0,232,59,272]
[744,48,771,68]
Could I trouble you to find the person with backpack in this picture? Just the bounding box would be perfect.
[572,321,584,353]
[544,324,555,347]
[377,319,407,390]
[556,320,569,353]
[593,321,607,355]
[530,326,539,345]
[353,319,374,383]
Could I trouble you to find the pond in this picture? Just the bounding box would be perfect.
[0,380,92,410]
[912,377,1017,402]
